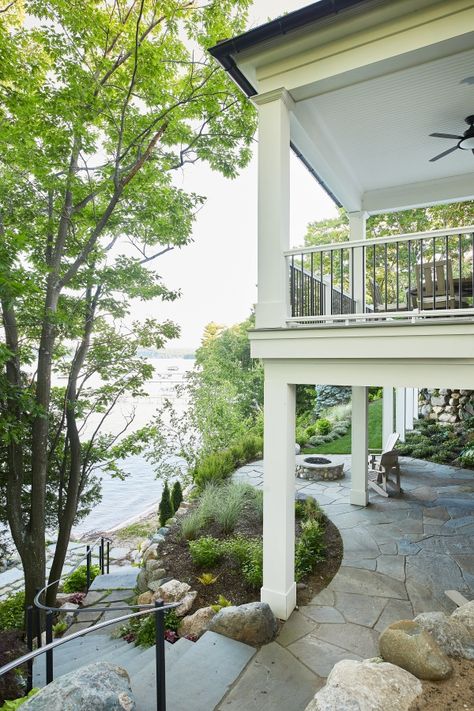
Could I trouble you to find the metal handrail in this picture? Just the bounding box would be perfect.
[284,225,474,256]
[35,535,112,612]
[1,601,179,711]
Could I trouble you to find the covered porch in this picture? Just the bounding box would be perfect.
[210,0,474,620]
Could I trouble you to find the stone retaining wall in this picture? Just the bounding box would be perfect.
[419,389,474,424]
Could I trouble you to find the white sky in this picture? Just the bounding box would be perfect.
[138,0,338,350]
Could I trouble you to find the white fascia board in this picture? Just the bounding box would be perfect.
[290,109,362,211]
[362,173,474,214]
[254,357,474,390]
[248,322,474,361]
[255,1,474,98]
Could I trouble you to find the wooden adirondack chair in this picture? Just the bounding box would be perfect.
[368,432,401,497]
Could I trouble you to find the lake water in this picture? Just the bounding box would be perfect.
[72,357,195,536]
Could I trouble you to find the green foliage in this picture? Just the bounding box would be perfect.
[315,386,351,415]
[159,482,174,527]
[459,445,474,467]
[397,418,470,465]
[0,0,256,602]
[193,451,237,489]
[0,593,24,631]
[116,522,154,540]
[0,689,39,710]
[295,520,326,582]
[295,496,323,523]
[253,489,264,523]
[52,621,68,637]
[189,537,223,568]
[304,399,383,455]
[210,595,232,613]
[164,610,180,634]
[197,573,219,585]
[180,510,206,541]
[315,419,331,436]
[171,481,183,514]
[63,565,101,593]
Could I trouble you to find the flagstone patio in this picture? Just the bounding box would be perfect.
[221,456,474,710]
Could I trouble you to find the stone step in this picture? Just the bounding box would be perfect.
[88,567,138,591]
[132,638,195,711]
[133,632,256,711]
[53,639,139,678]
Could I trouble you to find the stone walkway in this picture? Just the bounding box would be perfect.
[221,455,474,710]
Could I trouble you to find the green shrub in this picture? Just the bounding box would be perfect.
[305,425,317,438]
[308,435,325,446]
[240,434,263,462]
[193,450,236,489]
[180,510,205,541]
[0,630,28,703]
[63,564,101,593]
[252,489,264,523]
[0,593,25,631]
[295,429,308,447]
[164,609,180,633]
[171,480,183,513]
[52,621,68,638]
[459,445,474,466]
[0,689,39,709]
[242,545,263,588]
[189,537,223,568]
[214,483,251,534]
[295,519,326,582]
[295,500,306,519]
[315,418,331,435]
[159,481,174,527]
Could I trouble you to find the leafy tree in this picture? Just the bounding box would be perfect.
[0,0,255,608]
[158,481,173,527]
[171,480,183,513]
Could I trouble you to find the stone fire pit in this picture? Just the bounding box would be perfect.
[296,456,345,481]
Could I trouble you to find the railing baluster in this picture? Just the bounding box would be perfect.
[300,253,304,317]
[330,250,334,315]
[155,601,166,711]
[340,247,344,315]
[384,242,388,311]
[372,245,376,311]
[26,606,33,693]
[101,537,105,575]
[433,237,436,311]
[408,240,412,309]
[107,540,110,574]
[320,251,323,315]
[351,246,355,313]
[396,241,399,310]
[45,611,53,685]
[471,233,474,308]
[458,234,462,309]
[420,239,424,310]
[290,257,295,317]
[35,588,42,649]
[310,252,314,317]
[86,546,91,591]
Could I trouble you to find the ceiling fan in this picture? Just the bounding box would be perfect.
[429,115,474,162]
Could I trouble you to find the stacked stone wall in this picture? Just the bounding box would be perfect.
[419,389,474,424]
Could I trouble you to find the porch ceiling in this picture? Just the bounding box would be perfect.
[293,45,474,212]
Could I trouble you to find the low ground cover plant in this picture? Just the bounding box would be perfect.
[397,418,473,465]
[192,434,263,490]
[0,593,25,632]
[63,564,101,593]
[121,609,181,648]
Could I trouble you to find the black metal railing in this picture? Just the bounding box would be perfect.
[6,601,177,711]
[286,226,474,323]
[1,534,174,710]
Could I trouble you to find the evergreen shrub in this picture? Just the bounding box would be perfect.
[159,482,174,527]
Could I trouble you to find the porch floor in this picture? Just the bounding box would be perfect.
[221,456,474,710]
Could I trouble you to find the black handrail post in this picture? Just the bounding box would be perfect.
[45,611,53,685]
[155,600,166,711]
[106,540,110,574]
[35,588,42,649]
[86,546,91,591]
[26,606,33,693]
[100,537,104,575]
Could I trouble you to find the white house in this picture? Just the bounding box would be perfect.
[210,0,474,620]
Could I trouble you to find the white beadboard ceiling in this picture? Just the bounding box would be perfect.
[297,47,474,193]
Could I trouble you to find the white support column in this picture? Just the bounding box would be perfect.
[348,211,368,312]
[413,388,419,420]
[396,387,407,442]
[382,387,394,446]
[261,364,296,620]
[351,386,368,506]
[405,388,415,431]
[253,89,294,329]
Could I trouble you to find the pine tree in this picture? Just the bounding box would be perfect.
[171,481,183,513]
[159,482,173,527]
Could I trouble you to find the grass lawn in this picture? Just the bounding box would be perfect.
[303,398,383,455]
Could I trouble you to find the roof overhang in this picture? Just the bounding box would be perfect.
[210,0,474,214]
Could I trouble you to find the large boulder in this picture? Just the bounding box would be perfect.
[379,620,452,680]
[153,579,190,603]
[142,544,160,563]
[414,611,474,660]
[147,568,166,585]
[305,659,422,711]
[136,569,148,593]
[208,602,278,646]
[175,591,197,617]
[23,662,134,710]
[451,600,474,637]
[179,606,216,639]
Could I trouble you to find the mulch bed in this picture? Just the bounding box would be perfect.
[409,658,474,711]
[161,500,343,614]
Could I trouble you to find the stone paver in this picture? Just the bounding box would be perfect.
[229,455,474,707]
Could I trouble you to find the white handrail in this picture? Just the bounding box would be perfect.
[284,225,474,257]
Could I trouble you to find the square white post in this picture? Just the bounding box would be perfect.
[382,387,394,446]
[253,89,293,329]
[348,211,367,313]
[413,389,419,420]
[396,387,407,442]
[405,388,415,431]
[261,364,296,620]
[351,386,368,506]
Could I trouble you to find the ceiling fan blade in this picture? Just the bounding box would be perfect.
[429,145,459,162]
[430,132,462,139]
